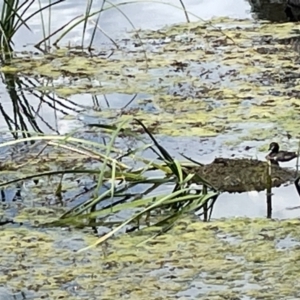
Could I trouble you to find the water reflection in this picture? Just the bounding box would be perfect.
[14,0,251,50]
[0,85,159,141]
[1,0,300,223]
[212,185,300,219]
[0,73,88,140]
[12,0,300,54]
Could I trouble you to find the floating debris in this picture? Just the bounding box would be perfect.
[188,158,296,193]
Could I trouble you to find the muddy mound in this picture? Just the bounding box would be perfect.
[188,158,297,193]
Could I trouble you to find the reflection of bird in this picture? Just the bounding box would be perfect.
[286,0,300,21]
[265,142,297,163]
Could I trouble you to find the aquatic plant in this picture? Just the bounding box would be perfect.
[0,0,192,59]
[0,118,219,248]
[0,0,64,61]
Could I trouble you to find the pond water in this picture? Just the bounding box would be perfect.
[2,0,251,134]
[2,1,300,299]
[1,0,300,219]
[13,0,250,49]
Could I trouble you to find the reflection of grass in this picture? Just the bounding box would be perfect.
[0,118,219,248]
[0,0,193,58]
[5,17,300,139]
[0,72,85,140]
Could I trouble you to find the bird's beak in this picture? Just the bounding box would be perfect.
[268,145,273,151]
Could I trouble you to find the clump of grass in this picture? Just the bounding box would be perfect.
[0,0,63,61]
[0,118,219,249]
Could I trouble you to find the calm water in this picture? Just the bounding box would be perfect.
[0,0,299,220]
[1,3,300,298]
[1,0,251,134]
[14,0,250,48]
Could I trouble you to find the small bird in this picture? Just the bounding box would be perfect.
[265,142,298,163]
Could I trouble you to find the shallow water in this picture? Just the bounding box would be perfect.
[1,1,300,299]
[0,0,252,134]
[1,110,299,221]
[2,217,300,299]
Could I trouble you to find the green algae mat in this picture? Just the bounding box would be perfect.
[3,17,300,143]
[2,217,300,299]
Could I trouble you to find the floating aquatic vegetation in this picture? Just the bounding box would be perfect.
[0,119,218,244]
[2,17,300,140]
[2,216,300,299]
[187,157,296,193]
[0,13,299,257]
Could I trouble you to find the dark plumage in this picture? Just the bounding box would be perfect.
[286,0,300,21]
[287,0,300,8]
[265,142,297,163]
